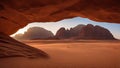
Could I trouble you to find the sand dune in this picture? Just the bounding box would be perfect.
[0,40,120,68]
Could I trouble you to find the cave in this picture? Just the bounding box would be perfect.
[0,0,120,58]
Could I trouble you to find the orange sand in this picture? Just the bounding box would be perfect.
[0,40,120,68]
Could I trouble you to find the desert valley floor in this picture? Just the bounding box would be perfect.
[0,40,120,68]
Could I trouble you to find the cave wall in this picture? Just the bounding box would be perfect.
[0,0,120,35]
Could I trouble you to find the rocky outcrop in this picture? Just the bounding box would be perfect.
[55,27,70,39]
[14,27,54,40]
[0,33,49,58]
[69,24,85,37]
[55,24,115,40]
[78,24,115,40]
[55,24,85,39]
[13,34,24,40]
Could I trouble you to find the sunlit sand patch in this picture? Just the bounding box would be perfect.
[1,40,120,68]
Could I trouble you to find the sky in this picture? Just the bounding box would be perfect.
[11,17,120,39]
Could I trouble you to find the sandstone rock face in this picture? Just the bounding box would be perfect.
[55,24,85,39]
[55,27,70,39]
[0,0,119,58]
[0,33,49,58]
[69,24,85,37]
[0,0,120,35]
[55,24,115,40]
[14,27,54,40]
[78,24,115,40]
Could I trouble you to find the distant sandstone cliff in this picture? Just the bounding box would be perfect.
[55,24,115,40]
[14,27,54,40]
[55,24,85,39]
[14,24,115,40]
[77,24,115,40]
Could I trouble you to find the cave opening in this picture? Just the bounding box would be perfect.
[0,0,120,67]
[11,17,120,40]
[3,16,119,59]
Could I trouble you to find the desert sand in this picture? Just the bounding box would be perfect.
[0,40,120,68]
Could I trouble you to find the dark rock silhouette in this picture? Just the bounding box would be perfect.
[69,24,85,37]
[55,24,85,39]
[78,24,115,40]
[14,24,115,40]
[55,27,70,39]
[14,27,54,40]
[55,24,115,40]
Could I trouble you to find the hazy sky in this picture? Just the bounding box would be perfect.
[11,17,120,39]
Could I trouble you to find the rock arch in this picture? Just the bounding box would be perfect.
[0,0,120,58]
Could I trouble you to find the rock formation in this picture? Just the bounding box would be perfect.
[55,27,70,39]
[78,24,115,40]
[0,33,49,58]
[55,24,85,39]
[69,24,85,37]
[0,0,119,58]
[14,27,54,40]
[55,24,115,40]
[13,33,24,40]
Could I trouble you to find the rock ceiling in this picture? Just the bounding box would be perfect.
[0,0,120,35]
